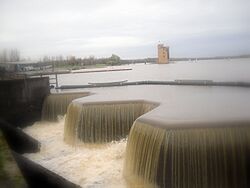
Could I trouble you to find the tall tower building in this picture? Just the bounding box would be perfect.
[157,44,169,64]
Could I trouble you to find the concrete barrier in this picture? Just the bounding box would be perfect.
[0,77,50,127]
[0,119,40,154]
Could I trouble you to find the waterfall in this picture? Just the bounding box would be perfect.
[64,101,157,145]
[124,121,250,188]
[41,92,89,121]
[41,91,250,187]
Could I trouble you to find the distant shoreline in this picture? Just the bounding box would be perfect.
[122,54,250,64]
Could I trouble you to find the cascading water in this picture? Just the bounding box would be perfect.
[30,86,250,187]
[23,118,128,187]
[64,101,157,145]
[124,121,250,188]
[41,92,89,121]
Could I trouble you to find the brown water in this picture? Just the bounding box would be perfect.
[64,101,157,145]
[24,59,250,187]
[124,121,250,188]
[42,92,89,121]
[23,118,128,187]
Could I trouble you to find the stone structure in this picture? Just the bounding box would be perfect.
[157,44,169,64]
[0,77,50,127]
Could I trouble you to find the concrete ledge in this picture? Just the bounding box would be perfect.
[0,119,40,154]
[13,151,81,188]
[0,77,50,127]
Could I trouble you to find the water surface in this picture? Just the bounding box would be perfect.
[58,58,250,86]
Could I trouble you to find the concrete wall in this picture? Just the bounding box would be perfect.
[0,77,50,127]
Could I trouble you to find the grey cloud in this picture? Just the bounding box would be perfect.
[0,0,249,59]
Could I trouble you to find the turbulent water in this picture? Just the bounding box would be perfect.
[23,59,250,187]
[64,101,157,145]
[23,118,128,188]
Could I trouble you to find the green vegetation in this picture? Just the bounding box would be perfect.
[54,63,107,71]
[39,54,123,71]
[106,54,121,66]
[0,131,27,187]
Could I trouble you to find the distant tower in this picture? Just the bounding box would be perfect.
[157,44,169,64]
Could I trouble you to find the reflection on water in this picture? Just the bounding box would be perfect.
[58,58,250,86]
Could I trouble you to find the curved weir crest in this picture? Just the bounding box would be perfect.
[64,100,158,145]
[41,92,90,121]
[32,86,250,187]
[124,121,250,187]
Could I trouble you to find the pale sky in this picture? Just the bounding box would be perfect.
[0,0,250,59]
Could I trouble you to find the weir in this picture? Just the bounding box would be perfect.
[41,92,90,121]
[124,121,250,188]
[33,85,250,187]
[64,100,158,145]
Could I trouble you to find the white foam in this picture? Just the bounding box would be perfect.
[23,118,128,188]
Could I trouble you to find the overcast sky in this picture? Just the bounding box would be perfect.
[1,0,250,59]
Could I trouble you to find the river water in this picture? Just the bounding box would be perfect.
[58,58,250,86]
[24,118,128,188]
[24,58,250,187]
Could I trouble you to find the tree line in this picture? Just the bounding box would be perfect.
[39,54,122,67]
[0,49,20,63]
